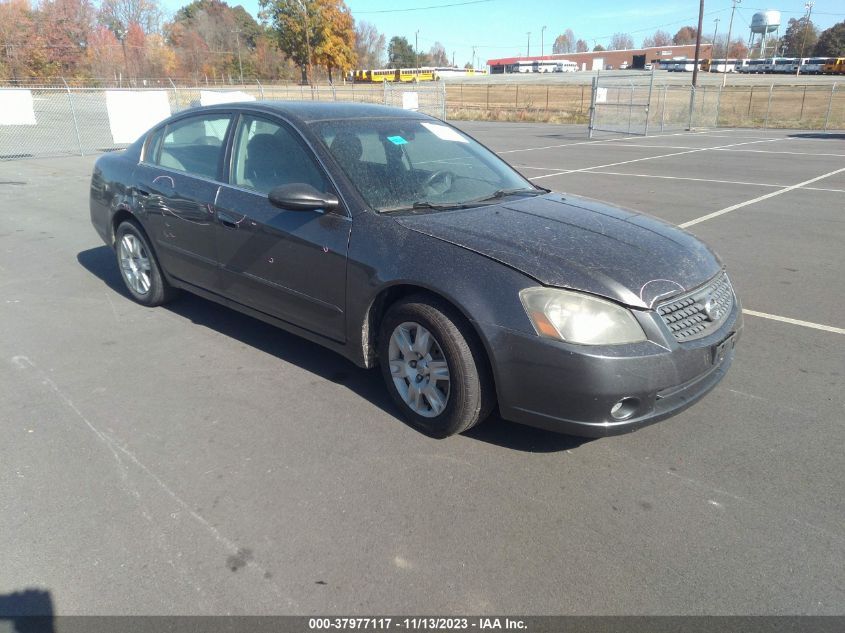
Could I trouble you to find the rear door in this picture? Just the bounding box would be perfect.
[135,112,232,290]
[214,113,351,342]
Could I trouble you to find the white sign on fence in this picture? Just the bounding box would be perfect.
[595,87,608,104]
[105,91,171,143]
[0,89,37,126]
[402,91,419,111]
[199,90,256,106]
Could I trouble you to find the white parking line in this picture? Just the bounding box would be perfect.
[593,142,845,158]
[496,129,715,155]
[679,166,845,228]
[544,170,845,194]
[743,310,845,335]
[528,138,784,180]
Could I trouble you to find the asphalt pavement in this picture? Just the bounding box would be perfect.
[0,122,843,616]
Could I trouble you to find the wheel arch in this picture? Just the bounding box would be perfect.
[360,282,498,402]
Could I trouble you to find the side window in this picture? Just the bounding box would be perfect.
[144,126,164,164]
[231,115,327,194]
[154,114,231,180]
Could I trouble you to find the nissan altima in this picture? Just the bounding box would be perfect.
[90,102,741,438]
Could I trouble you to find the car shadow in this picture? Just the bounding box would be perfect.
[0,588,55,633]
[77,245,590,453]
[787,132,845,140]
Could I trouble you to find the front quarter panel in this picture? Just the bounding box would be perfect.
[345,211,539,370]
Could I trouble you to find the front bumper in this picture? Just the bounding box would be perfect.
[481,299,742,437]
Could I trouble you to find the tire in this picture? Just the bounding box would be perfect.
[378,295,494,438]
[114,220,176,307]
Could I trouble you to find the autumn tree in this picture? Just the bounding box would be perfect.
[552,29,574,54]
[575,39,588,53]
[0,0,39,78]
[35,0,96,76]
[610,32,633,50]
[387,36,415,68]
[673,26,698,45]
[815,20,845,56]
[261,0,355,84]
[354,21,385,68]
[779,17,818,57]
[312,0,355,82]
[429,41,448,66]
[642,29,672,48]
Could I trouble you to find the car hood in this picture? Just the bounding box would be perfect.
[394,193,723,309]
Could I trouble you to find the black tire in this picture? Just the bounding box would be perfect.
[378,295,494,438]
[114,221,177,307]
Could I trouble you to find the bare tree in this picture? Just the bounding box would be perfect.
[354,20,385,68]
[98,0,163,34]
[552,29,574,54]
[428,41,448,66]
[610,32,634,50]
[642,29,672,48]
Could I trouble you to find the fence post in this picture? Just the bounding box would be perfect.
[627,84,634,134]
[61,77,84,156]
[763,82,774,129]
[687,85,696,130]
[660,84,667,132]
[486,84,490,111]
[257,79,264,99]
[515,84,519,110]
[824,82,836,132]
[168,77,179,111]
[715,83,723,128]
[643,67,656,136]
[546,85,549,112]
[799,85,806,122]
[587,76,597,138]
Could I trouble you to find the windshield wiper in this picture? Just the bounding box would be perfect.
[466,187,547,204]
[380,200,469,213]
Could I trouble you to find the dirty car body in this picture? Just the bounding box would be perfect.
[90,102,741,437]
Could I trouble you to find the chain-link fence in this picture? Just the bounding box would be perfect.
[590,79,841,137]
[589,72,656,137]
[0,79,446,159]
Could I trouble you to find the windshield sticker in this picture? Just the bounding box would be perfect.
[387,135,408,145]
[421,122,468,143]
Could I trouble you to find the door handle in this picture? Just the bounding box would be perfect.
[218,210,240,229]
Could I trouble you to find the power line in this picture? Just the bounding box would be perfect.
[356,0,495,14]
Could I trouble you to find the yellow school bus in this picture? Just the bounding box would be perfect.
[348,68,440,83]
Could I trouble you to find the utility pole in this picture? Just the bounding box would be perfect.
[711,18,720,70]
[541,25,546,57]
[233,28,244,84]
[452,51,455,67]
[797,1,814,76]
[723,0,740,86]
[296,0,312,86]
[115,24,130,86]
[471,45,476,69]
[415,30,420,68]
[526,32,531,58]
[688,0,705,129]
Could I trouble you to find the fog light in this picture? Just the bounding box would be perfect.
[610,397,640,420]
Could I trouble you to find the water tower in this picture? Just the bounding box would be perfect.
[748,10,781,58]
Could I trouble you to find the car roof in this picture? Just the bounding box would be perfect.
[193,100,433,124]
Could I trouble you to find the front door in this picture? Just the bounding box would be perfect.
[137,112,232,290]
[214,114,351,342]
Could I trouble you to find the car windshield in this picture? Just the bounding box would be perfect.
[311,118,538,212]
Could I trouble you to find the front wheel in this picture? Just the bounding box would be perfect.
[115,221,176,306]
[378,296,494,438]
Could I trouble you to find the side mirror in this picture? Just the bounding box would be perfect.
[268,183,339,212]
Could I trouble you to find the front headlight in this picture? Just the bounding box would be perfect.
[519,287,646,345]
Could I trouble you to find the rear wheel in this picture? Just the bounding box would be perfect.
[379,296,494,438]
[115,221,176,306]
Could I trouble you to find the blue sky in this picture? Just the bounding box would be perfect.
[159,0,845,67]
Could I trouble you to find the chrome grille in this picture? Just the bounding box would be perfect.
[657,273,734,342]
